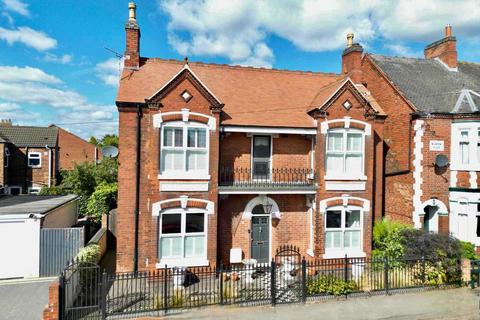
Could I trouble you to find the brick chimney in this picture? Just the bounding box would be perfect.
[124,2,140,69]
[424,25,457,69]
[341,33,364,83]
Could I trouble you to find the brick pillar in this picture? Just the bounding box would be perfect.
[43,280,60,320]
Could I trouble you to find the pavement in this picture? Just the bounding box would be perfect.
[143,287,480,320]
[0,277,54,320]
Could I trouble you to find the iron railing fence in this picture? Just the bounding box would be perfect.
[59,256,463,320]
[219,167,315,187]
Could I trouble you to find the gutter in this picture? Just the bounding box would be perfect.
[134,104,142,273]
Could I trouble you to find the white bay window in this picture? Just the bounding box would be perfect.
[452,122,480,170]
[160,122,209,179]
[159,208,208,266]
[324,206,363,258]
[325,129,365,180]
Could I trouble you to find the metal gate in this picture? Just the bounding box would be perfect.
[40,228,84,277]
[62,261,102,320]
[274,245,303,304]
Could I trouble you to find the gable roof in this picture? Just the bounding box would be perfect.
[307,77,386,116]
[369,54,480,114]
[0,126,58,147]
[117,58,342,128]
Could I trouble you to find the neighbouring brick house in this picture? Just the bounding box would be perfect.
[355,26,480,248]
[116,3,386,272]
[0,122,100,194]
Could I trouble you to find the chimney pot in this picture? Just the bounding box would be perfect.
[445,24,452,37]
[129,2,136,21]
[347,32,354,48]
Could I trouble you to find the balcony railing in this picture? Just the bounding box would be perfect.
[219,167,316,190]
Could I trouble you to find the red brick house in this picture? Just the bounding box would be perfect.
[354,26,480,248]
[116,4,386,272]
[0,122,99,194]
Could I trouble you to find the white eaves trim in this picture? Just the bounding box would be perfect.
[218,189,317,195]
[221,126,317,135]
[147,64,223,104]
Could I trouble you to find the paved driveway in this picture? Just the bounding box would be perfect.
[152,288,480,320]
[0,278,53,320]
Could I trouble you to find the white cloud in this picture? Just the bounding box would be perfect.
[1,0,29,16]
[384,44,422,58]
[0,26,57,51]
[160,0,480,67]
[43,53,73,64]
[0,65,61,84]
[0,102,40,122]
[95,58,123,87]
[0,65,117,138]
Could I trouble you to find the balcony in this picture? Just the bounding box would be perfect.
[218,167,317,194]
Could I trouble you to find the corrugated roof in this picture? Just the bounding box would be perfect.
[117,58,342,128]
[370,54,480,114]
[0,195,78,216]
[0,126,58,147]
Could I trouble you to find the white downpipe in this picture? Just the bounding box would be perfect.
[45,145,52,188]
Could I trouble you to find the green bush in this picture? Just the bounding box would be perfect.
[306,274,357,296]
[86,182,117,222]
[372,218,411,260]
[460,241,479,260]
[77,244,101,264]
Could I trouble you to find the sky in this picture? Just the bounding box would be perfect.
[0,0,479,139]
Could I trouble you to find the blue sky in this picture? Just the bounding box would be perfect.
[0,0,479,139]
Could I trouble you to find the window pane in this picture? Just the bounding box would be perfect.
[160,237,182,258]
[164,128,174,146]
[187,128,196,147]
[326,210,341,228]
[197,129,206,148]
[327,133,343,151]
[185,236,205,257]
[186,150,207,171]
[29,158,40,166]
[345,154,362,173]
[346,210,360,228]
[162,214,181,234]
[325,231,341,249]
[186,213,204,233]
[347,133,362,152]
[326,154,343,173]
[461,142,469,164]
[344,230,360,248]
[162,150,183,171]
[253,136,271,158]
[174,128,183,147]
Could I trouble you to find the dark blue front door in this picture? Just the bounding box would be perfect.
[251,216,269,263]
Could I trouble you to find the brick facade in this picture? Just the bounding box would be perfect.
[55,126,99,171]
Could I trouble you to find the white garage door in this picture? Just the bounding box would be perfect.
[0,219,40,279]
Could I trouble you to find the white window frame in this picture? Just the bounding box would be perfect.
[451,122,480,171]
[7,186,21,195]
[28,152,42,168]
[324,205,364,258]
[325,128,366,180]
[157,208,209,267]
[28,187,41,194]
[159,121,210,180]
[4,147,9,168]
[251,135,273,181]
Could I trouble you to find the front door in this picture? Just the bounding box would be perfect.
[251,216,269,264]
[424,205,439,233]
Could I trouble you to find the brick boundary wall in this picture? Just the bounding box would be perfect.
[43,279,60,320]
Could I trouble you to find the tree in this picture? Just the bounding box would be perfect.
[89,134,118,148]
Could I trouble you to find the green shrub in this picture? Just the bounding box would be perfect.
[372,218,411,260]
[155,289,185,309]
[306,274,357,296]
[460,241,479,260]
[77,244,101,264]
[86,182,117,222]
